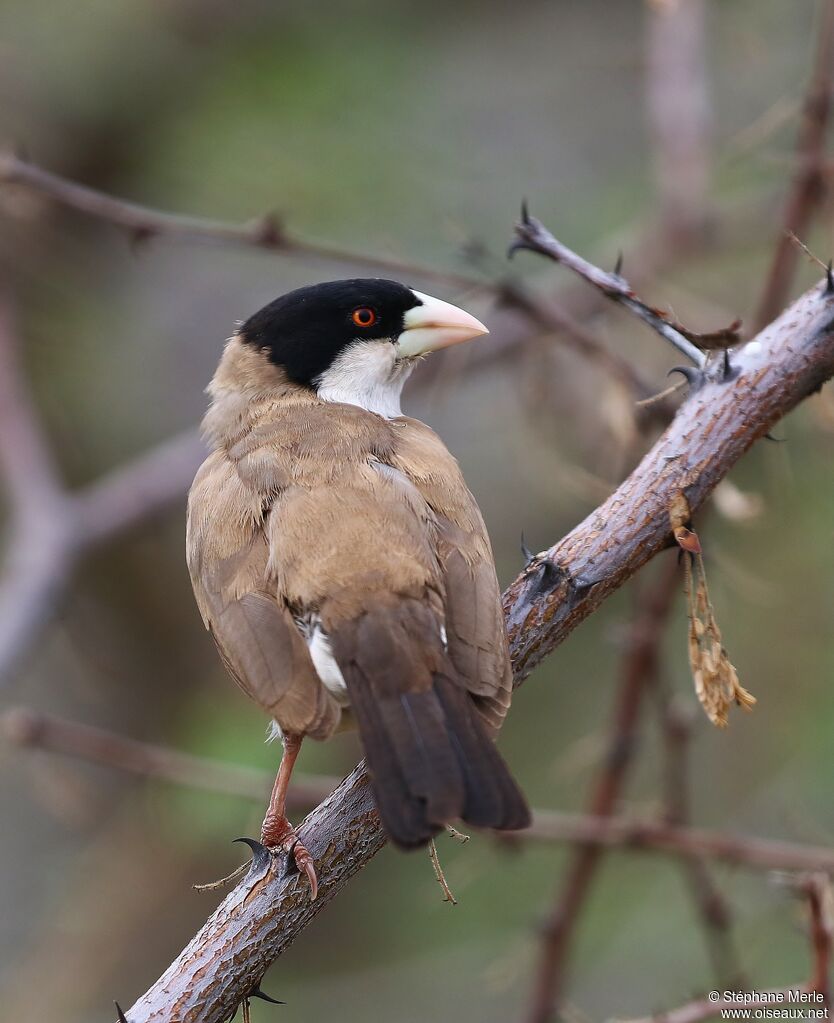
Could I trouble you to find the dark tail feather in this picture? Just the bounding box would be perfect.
[329,599,530,848]
[341,663,530,847]
[433,677,531,834]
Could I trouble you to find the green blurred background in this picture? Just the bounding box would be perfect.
[0,0,832,1020]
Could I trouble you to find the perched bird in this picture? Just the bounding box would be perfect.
[187,278,530,898]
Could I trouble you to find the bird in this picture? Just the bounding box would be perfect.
[186,278,530,899]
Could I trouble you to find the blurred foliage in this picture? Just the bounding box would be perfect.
[0,0,832,1020]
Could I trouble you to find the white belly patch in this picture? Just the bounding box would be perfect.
[307,619,351,707]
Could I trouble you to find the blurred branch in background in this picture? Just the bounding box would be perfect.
[1,706,336,807]
[8,704,834,876]
[0,151,483,291]
[645,0,712,247]
[0,294,204,681]
[524,559,682,1023]
[120,256,834,1021]
[656,692,746,991]
[619,874,833,1023]
[751,0,834,333]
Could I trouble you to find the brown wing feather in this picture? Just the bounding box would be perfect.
[390,418,514,733]
[187,450,341,739]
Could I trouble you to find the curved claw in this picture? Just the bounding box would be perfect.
[288,839,319,901]
[115,1002,129,1023]
[668,365,704,390]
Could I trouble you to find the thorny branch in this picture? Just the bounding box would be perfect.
[119,263,834,1022]
[510,207,741,369]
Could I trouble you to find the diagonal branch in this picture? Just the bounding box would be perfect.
[510,206,715,367]
[503,274,834,684]
[123,266,834,1022]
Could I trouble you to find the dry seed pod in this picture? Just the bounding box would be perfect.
[682,549,756,727]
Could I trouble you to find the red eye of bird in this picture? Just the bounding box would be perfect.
[351,307,377,328]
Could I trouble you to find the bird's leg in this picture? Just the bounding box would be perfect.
[261,732,318,900]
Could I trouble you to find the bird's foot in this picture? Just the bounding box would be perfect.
[261,815,318,900]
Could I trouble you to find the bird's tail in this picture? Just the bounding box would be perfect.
[326,598,530,848]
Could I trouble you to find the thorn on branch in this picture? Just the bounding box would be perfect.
[129,226,157,251]
[527,559,563,601]
[250,986,285,1005]
[520,532,534,565]
[251,213,286,249]
[233,837,272,875]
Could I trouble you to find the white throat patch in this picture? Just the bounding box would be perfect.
[315,340,414,418]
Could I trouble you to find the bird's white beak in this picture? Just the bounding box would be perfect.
[396,290,489,358]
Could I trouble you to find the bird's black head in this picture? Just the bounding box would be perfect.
[239,278,423,388]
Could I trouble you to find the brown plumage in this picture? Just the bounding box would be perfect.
[187,281,529,888]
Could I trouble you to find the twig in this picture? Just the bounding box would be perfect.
[523,811,834,874]
[510,207,714,368]
[0,151,482,290]
[72,428,205,548]
[524,558,680,1023]
[752,0,834,333]
[428,838,458,906]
